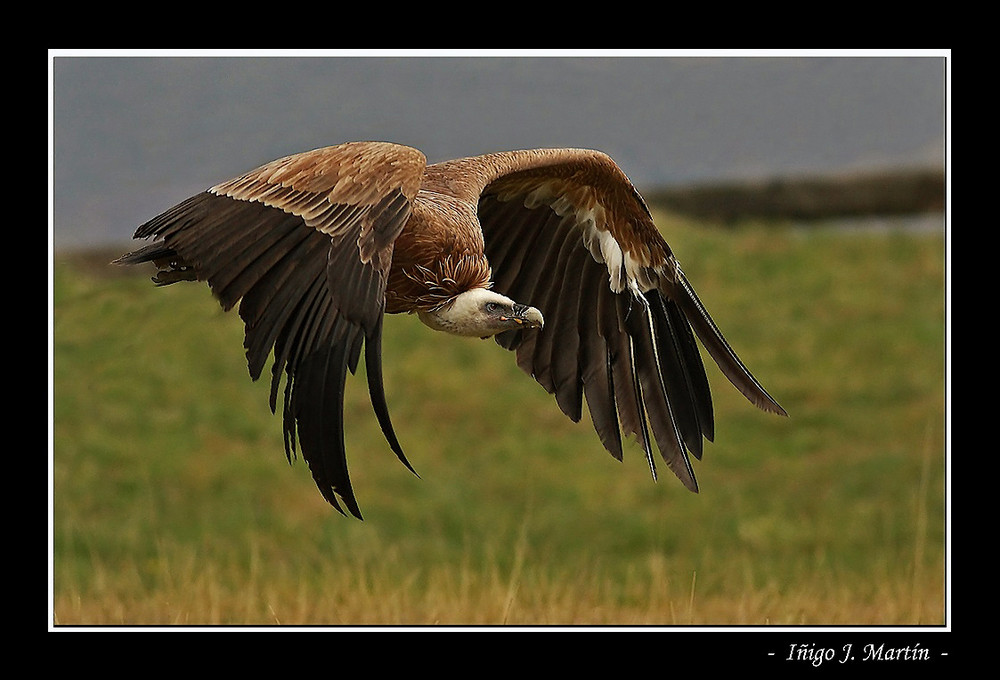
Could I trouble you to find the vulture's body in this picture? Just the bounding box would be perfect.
[117,141,786,518]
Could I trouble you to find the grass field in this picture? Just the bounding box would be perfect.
[50,213,947,627]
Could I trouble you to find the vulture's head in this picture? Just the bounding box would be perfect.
[417,288,544,338]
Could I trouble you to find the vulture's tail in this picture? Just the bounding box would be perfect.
[113,242,198,286]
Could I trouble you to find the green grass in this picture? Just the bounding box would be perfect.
[51,215,946,626]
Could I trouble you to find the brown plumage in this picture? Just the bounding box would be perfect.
[115,141,786,519]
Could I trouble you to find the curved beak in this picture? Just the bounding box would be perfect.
[507,303,544,330]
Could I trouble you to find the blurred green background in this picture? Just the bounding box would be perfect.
[51,213,946,626]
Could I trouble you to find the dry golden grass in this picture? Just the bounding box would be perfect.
[53,534,944,626]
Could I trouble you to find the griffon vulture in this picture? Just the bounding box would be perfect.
[115,141,786,519]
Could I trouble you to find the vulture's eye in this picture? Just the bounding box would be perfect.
[485,302,501,314]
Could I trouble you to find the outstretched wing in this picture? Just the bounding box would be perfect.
[446,148,786,491]
[115,142,426,517]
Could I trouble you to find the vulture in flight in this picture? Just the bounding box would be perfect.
[116,141,786,519]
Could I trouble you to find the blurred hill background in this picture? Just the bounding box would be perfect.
[51,52,946,249]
